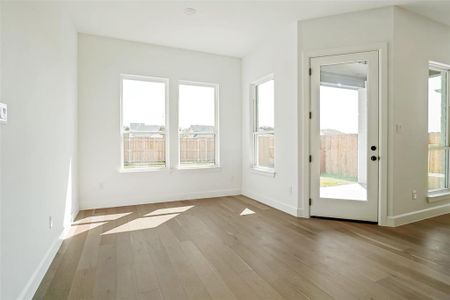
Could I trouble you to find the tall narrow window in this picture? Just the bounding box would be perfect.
[252,76,275,171]
[178,82,218,168]
[428,64,449,192]
[121,75,168,170]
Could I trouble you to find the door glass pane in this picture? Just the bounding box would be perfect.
[319,62,368,200]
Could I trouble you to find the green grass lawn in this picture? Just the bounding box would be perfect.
[320,174,357,187]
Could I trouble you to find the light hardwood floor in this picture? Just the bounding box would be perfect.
[35,195,450,299]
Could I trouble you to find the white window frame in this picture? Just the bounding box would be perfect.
[427,62,450,201]
[250,74,275,174]
[177,80,220,170]
[119,74,170,172]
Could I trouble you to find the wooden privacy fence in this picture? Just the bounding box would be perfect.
[320,134,358,178]
[320,132,443,179]
[123,134,165,167]
[123,132,444,175]
[257,135,274,168]
[179,135,215,164]
[428,132,444,173]
[428,132,445,189]
[123,134,215,166]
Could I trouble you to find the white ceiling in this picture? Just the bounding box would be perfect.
[403,1,450,27]
[64,1,450,58]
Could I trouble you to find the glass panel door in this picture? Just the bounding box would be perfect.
[310,51,379,222]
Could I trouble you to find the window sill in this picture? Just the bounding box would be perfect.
[176,165,222,172]
[250,167,276,178]
[119,167,168,174]
[427,190,450,203]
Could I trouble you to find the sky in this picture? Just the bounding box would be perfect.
[320,85,359,134]
[179,84,215,129]
[257,79,274,129]
[122,79,215,130]
[122,79,165,128]
[122,77,390,135]
[428,75,443,134]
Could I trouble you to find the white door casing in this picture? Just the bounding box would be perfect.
[310,51,379,222]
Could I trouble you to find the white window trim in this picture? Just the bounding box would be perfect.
[250,74,275,174]
[177,80,220,170]
[427,188,450,203]
[119,74,170,172]
[427,62,450,197]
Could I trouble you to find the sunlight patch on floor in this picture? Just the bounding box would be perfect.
[240,208,256,216]
[145,205,194,216]
[101,214,179,235]
[73,212,132,224]
[64,222,108,239]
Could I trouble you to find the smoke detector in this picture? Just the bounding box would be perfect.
[184,8,197,15]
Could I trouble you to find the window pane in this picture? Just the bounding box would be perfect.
[179,85,215,131]
[256,80,274,131]
[180,133,215,166]
[428,68,448,191]
[123,133,165,168]
[122,78,166,169]
[256,133,274,169]
[179,84,216,167]
[428,70,446,147]
[122,79,165,130]
[428,148,447,190]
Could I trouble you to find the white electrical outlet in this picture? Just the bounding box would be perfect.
[49,216,53,229]
[412,190,417,200]
[0,103,7,124]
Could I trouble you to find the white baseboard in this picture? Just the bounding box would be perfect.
[81,188,241,210]
[386,202,450,226]
[296,207,308,218]
[17,232,64,300]
[242,189,300,217]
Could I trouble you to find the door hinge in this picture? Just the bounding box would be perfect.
[309,155,312,163]
[309,198,312,206]
[309,111,312,119]
[309,68,312,76]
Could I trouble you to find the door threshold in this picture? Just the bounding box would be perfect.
[311,216,378,225]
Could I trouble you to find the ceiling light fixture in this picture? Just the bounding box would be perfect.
[184,7,197,16]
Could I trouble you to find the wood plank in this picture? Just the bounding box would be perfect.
[35,196,450,300]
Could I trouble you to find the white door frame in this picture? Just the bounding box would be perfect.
[300,43,389,226]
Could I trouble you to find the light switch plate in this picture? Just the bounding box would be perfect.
[0,103,7,124]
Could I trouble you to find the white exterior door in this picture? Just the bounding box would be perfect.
[310,51,379,222]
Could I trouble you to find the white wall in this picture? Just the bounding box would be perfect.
[78,34,241,209]
[391,8,450,216]
[0,2,77,299]
[241,23,299,216]
[298,7,450,225]
[298,7,394,222]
